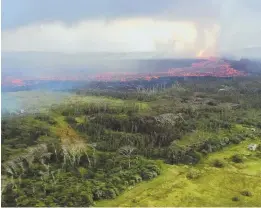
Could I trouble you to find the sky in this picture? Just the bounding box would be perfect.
[2,0,261,70]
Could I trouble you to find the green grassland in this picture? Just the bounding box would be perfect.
[97,139,261,207]
[2,91,150,114]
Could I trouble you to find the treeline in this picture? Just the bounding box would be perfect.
[51,101,146,117]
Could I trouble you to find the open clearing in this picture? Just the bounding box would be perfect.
[97,139,261,207]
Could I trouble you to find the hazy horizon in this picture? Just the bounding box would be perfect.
[2,0,261,72]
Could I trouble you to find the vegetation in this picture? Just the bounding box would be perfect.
[212,159,225,168]
[231,154,244,163]
[2,77,261,206]
[97,139,261,207]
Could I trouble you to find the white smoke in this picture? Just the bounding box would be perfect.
[2,18,197,56]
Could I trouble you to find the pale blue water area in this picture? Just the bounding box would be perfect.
[1,90,72,114]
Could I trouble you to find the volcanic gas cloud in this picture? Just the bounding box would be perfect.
[2,58,246,87]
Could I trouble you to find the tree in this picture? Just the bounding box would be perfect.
[88,143,97,166]
[118,145,136,168]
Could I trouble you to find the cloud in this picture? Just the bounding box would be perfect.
[2,0,261,60]
[2,0,220,29]
[2,18,199,55]
[0,0,224,57]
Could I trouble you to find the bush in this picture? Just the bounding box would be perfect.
[141,170,157,180]
[79,192,94,206]
[131,175,142,183]
[206,100,217,106]
[111,187,120,196]
[117,184,127,192]
[145,164,161,175]
[212,159,225,168]
[236,134,245,140]
[240,190,252,197]
[104,188,117,199]
[111,176,122,185]
[35,114,57,125]
[65,116,77,125]
[186,169,201,179]
[129,180,136,186]
[231,154,243,163]
[232,196,240,201]
[230,137,241,144]
[222,137,230,144]
[192,151,203,163]
[221,122,232,129]
[93,189,104,200]
[14,144,28,149]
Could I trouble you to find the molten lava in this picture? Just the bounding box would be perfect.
[2,58,246,87]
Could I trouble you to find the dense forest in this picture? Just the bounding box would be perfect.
[1,76,261,207]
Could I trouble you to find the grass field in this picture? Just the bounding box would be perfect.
[66,95,150,111]
[97,139,261,207]
[2,91,150,114]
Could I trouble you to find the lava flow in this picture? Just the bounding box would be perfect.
[91,58,246,82]
[2,58,247,87]
[2,76,25,86]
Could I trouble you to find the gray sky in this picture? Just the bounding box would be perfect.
[2,0,261,66]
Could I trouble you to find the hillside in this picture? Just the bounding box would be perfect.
[1,77,261,207]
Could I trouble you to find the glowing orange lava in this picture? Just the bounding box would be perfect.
[2,58,246,87]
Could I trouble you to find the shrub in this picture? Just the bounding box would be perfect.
[221,122,231,129]
[145,164,161,175]
[240,190,252,197]
[141,170,157,180]
[132,198,138,203]
[192,151,203,163]
[104,188,117,199]
[65,116,77,125]
[131,175,142,183]
[117,184,127,192]
[206,100,217,106]
[79,192,94,206]
[111,176,122,185]
[186,169,201,179]
[212,159,225,168]
[232,196,240,201]
[35,114,57,125]
[230,137,241,144]
[222,137,230,144]
[129,180,136,186]
[14,144,28,148]
[231,154,243,163]
[93,189,104,200]
[201,149,208,155]
[111,187,120,196]
[236,134,245,140]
